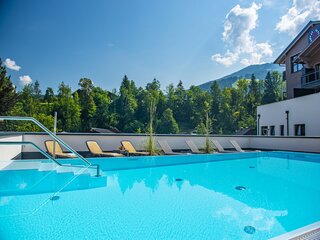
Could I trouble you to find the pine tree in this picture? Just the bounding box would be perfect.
[209,81,221,133]
[116,75,139,132]
[44,87,55,103]
[78,78,96,131]
[71,92,82,131]
[0,60,17,115]
[33,80,42,100]
[92,87,111,129]
[262,71,283,104]
[20,84,37,115]
[157,108,179,134]
[56,82,81,132]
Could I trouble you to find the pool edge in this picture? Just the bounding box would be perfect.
[270,221,320,240]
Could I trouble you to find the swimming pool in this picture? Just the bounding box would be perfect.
[0,151,319,239]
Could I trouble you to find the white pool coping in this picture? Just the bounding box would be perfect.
[270,221,320,240]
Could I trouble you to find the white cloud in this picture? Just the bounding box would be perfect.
[240,42,273,65]
[4,58,21,71]
[212,51,239,67]
[212,3,273,67]
[262,0,274,7]
[19,75,32,86]
[276,0,320,36]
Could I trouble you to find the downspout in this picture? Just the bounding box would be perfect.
[285,110,289,136]
[257,114,261,136]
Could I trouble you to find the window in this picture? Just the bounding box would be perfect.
[294,124,305,136]
[280,125,284,136]
[270,126,275,136]
[291,55,303,73]
[261,126,268,136]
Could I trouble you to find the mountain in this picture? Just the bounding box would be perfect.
[198,63,284,91]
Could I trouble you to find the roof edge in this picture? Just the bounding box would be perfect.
[274,20,320,64]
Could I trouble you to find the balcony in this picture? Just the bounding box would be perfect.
[301,70,320,88]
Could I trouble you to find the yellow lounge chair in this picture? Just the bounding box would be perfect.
[45,140,77,158]
[86,141,123,157]
[121,140,149,156]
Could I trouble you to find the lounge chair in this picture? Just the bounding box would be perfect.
[45,140,77,158]
[185,139,204,154]
[211,139,237,153]
[121,140,149,156]
[158,140,185,155]
[86,141,124,157]
[229,140,260,152]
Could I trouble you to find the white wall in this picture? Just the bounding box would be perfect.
[21,133,320,153]
[249,137,320,153]
[0,135,23,169]
[257,92,320,136]
[22,134,250,153]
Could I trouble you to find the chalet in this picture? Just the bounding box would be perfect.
[274,20,320,99]
[257,21,320,137]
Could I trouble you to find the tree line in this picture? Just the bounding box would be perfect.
[0,60,285,134]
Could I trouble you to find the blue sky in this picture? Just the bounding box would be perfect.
[1,0,319,92]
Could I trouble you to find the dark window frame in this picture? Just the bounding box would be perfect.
[261,126,268,136]
[280,125,284,136]
[291,54,303,73]
[270,126,275,136]
[294,124,305,136]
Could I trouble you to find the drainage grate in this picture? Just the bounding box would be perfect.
[50,196,60,201]
[235,186,246,191]
[270,224,320,240]
[175,178,183,182]
[244,226,256,234]
[249,166,255,168]
[290,228,320,240]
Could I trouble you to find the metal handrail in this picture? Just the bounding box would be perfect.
[0,116,100,176]
[0,141,62,166]
[0,141,100,175]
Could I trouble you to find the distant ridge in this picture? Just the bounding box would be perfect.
[198,63,284,91]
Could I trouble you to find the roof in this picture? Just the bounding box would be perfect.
[297,35,320,62]
[274,20,320,64]
[235,128,255,135]
[90,127,121,133]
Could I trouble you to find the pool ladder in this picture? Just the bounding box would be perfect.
[0,116,100,177]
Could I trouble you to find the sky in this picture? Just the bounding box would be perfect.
[1,0,319,92]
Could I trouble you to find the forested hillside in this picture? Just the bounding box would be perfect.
[198,63,284,90]
[0,60,285,134]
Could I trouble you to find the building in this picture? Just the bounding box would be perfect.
[258,21,320,136]
[257,92,320,136]
[274,20,320,99]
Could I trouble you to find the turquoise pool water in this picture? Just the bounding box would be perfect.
[0,151,320,239]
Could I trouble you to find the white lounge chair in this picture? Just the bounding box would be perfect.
[158,140,185,155]
[185,139,204,154]
[229,140,260,152]
[211,139,237,153]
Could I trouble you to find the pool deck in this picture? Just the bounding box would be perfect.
[270,221,320,240]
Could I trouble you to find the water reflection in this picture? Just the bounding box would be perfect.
[107,156,320,232]
[0,167,107,197]
[1,153,320,239]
